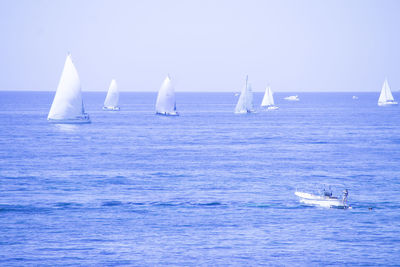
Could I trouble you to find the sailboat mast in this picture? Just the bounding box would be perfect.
[245,75,248,111]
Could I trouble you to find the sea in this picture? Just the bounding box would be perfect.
[1,91,400,266]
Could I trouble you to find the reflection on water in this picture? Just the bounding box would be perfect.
[54,124,79,132]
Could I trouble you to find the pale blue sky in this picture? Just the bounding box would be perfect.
[0,0,399,92]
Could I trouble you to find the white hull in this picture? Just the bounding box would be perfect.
[299,198,347,208]
[295,191,350,209]
[378,101,398,106]
[262,105,279,110]
[156,111,179,116]
[235,109,255,114]
[103,106,120,111]
[47,114,91,124]
[284,95,299,101]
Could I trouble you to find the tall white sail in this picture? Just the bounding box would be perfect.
[261,86,274,106]
[155,75,178,116]
[235,76,254,113]
[378,79,397,106]
[48,54,90,123]
[261,86,278,109]
[103,79,120,110]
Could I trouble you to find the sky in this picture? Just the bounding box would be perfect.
[0,0,399,92]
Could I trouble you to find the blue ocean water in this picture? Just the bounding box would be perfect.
[1,91,400,266]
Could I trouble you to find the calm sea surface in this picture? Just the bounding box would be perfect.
[1,91,400,266]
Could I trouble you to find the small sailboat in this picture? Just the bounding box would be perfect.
[284,95,299,101]
[352,96,358,100]
[235,76,255,114]
[47,54,90,124]
[261,86,278,110]
[155,75,178,116]
[378,79,398,106]
[103,79,120,110]
[295,188,350,209]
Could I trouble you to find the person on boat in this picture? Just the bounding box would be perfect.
[342,189,348,205]
[323,188,332,198]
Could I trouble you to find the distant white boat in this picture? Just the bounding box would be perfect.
[378,79,398,106]
[284,95,299,101]
[103,79,120,111]
[155,75,178,116]
[352,96,358,100]
[295,189,350,209]
[235,76,255,114]
[261,86,278,110]
[47,54,90,124]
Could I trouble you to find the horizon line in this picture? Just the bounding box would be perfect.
[0,89,391,93]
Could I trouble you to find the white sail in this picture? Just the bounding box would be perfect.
[103,79,119,110]
[268,87,274,105]
[378,79,396,105]
[155,75,178,115]
[235,76,254,113]
[48,54,90,123]
[261,86,275,106]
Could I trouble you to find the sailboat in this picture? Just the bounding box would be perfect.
[235,76,255,114]
[103,79,120,110]
[261,86,278,110]
[378,79,398,106]
[47,54,90,124]
[155,75,178,116]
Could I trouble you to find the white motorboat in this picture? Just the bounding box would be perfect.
[284,95,299,101]
[295,189,350,209]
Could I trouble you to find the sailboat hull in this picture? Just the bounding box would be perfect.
[262,106,279,110]
[156,111,179,116]
[235,109,255,114]
[103,106,120,111]
[47,114,91,124]
[378,101,398,106]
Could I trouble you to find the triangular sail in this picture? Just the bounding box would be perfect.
[261,86,274,106]
[235,76,254,113]
[378,79,395,104]
[48,55,87,120]
[104,79,119,108]
[155,76,177,115]
[384,79,394,101]
[268,87,274,105]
